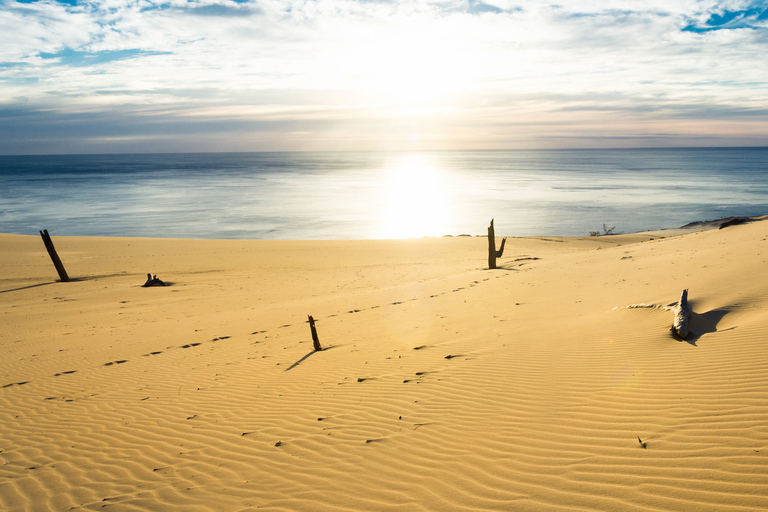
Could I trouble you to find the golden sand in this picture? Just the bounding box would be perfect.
[1,219,767,511]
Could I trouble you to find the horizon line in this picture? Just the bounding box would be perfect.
[3,145,768,158]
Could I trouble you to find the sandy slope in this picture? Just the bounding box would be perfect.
[1,220,767,511]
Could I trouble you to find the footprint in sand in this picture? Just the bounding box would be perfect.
[3,381,29,388]
[104,360,128,366]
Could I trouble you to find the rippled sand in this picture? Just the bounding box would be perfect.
[2,219,767,511]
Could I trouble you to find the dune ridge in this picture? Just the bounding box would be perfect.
[1,219,767,511]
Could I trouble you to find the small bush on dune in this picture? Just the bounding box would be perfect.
[589,224,621,236]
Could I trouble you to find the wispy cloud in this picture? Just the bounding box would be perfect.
[0,0,766,153]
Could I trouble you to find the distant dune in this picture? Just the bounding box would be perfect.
[1,219,767,511]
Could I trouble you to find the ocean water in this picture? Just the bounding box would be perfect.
[0,148,766,240]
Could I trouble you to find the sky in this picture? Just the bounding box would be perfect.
[0,0,767,154]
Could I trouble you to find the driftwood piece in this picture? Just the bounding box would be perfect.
[142,273,167,287]
[616,289,693,340]
[39,229,70,282]
[671,289,690,339]
[487,219,507,269]
[308,315,322,351]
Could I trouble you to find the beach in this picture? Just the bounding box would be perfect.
[1,219,767,511]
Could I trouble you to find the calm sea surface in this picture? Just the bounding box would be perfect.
[1,148,766,239]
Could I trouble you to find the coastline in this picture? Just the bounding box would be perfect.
[2,217,767,511]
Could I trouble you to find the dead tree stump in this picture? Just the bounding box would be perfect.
[308,315,322,351]
[487,219,507,269]
[672,289,691,339]
[142,274,167,287]
[39,229,70,282]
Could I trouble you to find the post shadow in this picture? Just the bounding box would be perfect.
[0,282,56,294]
[672,306,733,346]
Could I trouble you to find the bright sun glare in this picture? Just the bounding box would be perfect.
[341,23,470,110]
[378,157,453,238]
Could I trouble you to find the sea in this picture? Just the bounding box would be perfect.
[1,148,766,240]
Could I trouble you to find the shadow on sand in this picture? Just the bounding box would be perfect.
[0,282,57,294]
[284,345,337,372]
[672,306,734,346]
[1,273,172,294]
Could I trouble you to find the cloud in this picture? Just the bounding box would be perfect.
[0,0,767,153]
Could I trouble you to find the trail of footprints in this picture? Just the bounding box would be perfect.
[2,269,519,396]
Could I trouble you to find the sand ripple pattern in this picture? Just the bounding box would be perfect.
[2,227,768,511]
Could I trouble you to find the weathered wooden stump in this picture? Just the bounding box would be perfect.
[487,219,507,269]
[142,273,167,287]
[671,289,690,339]
[39,229,70,282]
[308,315,322,351]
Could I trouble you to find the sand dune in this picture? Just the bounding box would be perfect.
[1,219,767,511]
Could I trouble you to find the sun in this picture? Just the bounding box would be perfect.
[338,21,471,109]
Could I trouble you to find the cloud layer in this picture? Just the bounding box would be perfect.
[1,0,767,153]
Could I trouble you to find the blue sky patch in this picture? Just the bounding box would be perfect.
[15,0,79,4]
[683,5,768,32]
[467,1,503,15]
[189,3,257,16]
[39,48,171,67]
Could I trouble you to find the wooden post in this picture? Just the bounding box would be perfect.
[308,315,322,351]
[39,229,70,282]
[487,219,507,269]
[672,289,690,339]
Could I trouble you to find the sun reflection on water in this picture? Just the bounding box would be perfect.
[378,157,454,239]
